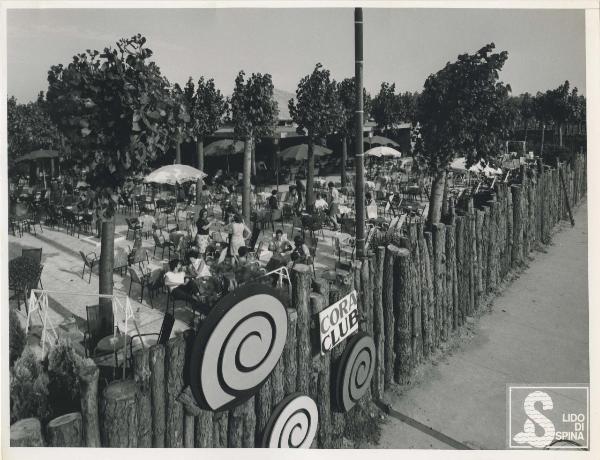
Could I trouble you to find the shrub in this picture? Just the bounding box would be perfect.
[47,339,84,419]
[10,348,50,424]
[9,307,26,367]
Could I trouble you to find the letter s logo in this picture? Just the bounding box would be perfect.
[513,391,555,448]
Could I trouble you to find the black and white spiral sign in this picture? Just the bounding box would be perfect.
[189,283,288,412]
[262,393,319,448]
[334,332,376,412]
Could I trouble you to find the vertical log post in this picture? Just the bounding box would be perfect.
[383,245,400,386]
[373,246,386,398]
[133,346,152,447]
[100,380,139,447]
[432,223,446,342]
[283,309,298,395]
[393,247,412,384]
[408,223,423,361]
[455,215,465,327]
[149,343,166,447]
[419,230,433,356]
[512,185,524,266]
[47,413,83,447]
[444,225,456,331]
[10,418,45,447]
[78,360,101,447]
[165,335,186,448]
[292,265,312,395]
[212,412,228,448]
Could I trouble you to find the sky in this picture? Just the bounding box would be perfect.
[7,7,586,103]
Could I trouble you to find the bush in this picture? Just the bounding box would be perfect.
[344,402,383,446]
[9,307,26,367]
[10,348,50,424]
[47,339,83,419]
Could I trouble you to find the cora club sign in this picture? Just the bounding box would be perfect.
[318,290,359,355]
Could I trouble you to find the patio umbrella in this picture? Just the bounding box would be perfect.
[365,146,402,158]
[204,139,245,156]
[280,144,333,161]
[450,157,467,172]
[14,149,59,163]
[144,164,207,185]
[364,135,399,147]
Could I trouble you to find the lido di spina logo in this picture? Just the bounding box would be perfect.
[508,386,589,449]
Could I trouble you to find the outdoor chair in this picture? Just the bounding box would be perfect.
[83,304,114,358]
[125,217,142,240]
[334,235,355,261]
[128,267,150,305]
[127,312,175,366]
[79,250,98,284]
[153,233,174,260]
[290,214,304,240]
[22,247,42,265]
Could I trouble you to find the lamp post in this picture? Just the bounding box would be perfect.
[354,8,366,258]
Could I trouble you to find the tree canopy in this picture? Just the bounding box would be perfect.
[7,94,64,168]
[415,43,513,174]
[189,76,227,141]
[230,70,278,141]
[46,34,179,193]
[288,63,343,141]
[337,77,371,140]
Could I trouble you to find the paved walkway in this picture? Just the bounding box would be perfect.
[372,201,589,449]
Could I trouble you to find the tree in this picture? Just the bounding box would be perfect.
[46,34,177,319]
[289,63,343,207]
[546,80,572,147]
[230,71,278,222]
[337,77,370,187]
[533,91,552,154]
[7,94,64,174]
[415,43,512,226]
[169,83,193,164]
[189,76,227,176]
[371,82,401,136]
[519,92,535,142]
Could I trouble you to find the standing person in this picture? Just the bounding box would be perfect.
[195,208,213,255]
[291,236,311,265]
[228,214,251,260]
[295,179,305,205]
[327,181,340,230]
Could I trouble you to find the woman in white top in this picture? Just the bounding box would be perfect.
[228,214,251,259]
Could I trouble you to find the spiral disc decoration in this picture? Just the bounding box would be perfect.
[334,332,376,412]
[189,283,288,412]
[262,393,319,448]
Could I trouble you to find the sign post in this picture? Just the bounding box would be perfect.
[318,290,359,355]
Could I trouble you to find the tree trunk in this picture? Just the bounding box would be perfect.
[440,172,449,220]
[540,123,545,155]
[98,218,115,325]
[426,170,446,227]
[341,136,348,187]
[251,142,256,177]
[196,138,204,171]
[306,136,315,209]
[10,418,44,447]
[100,380,139,447]
[47,412,83,447]
[242,136,252,223]
[175,139,182,164]
[559,123,563,147]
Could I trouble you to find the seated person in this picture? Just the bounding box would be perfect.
[164,259,199,303]
[187,250,211,278]
[290,236,312,265]
[365,192,374,206]
[267,190,279,210]
[268,229,293,255]
[314,192,329,211]
[236,246,251,266]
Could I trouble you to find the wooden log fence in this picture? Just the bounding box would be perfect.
[11,156,585,448]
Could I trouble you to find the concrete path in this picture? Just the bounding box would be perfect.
[372,201,589,450]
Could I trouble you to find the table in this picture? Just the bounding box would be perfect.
[95,334,131,371]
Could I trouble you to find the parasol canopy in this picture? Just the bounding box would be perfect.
[365,146,402,158]
[15,149,59,163]
[204,139,245,157]
[450,157,467,172]
[144,164,207,185]
[280,144,333,161]
[364,135,399,147]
